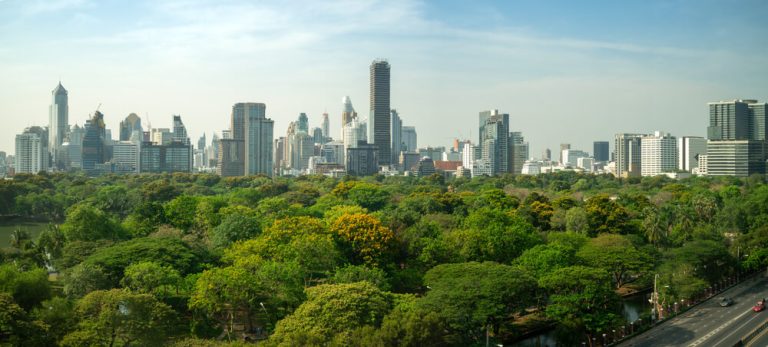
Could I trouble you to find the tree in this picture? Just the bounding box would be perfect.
[330,213,395,266]
[447,208,541,263]
[584,194,631,235]
[165,195,200,231]
[61,289,176,347]
[31,297,77,344]
[539,266,622,343]
[60,203,127,241]
[62,263,112,299]
[346,182,390,211]
[419,262,538,345]
[331,264,391,291]
[210,212,261,249]
[0,264,51,310]
[565,207,589,234]
[0,293,49,346]
[576,234,654,289]
[269,282,392,345]
[514,244,577,279]
[121,261,182,296]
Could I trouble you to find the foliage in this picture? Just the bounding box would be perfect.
[330,213,395,266]
[61,289,176,347]
[60,203,127,241]
[0,264,51,310]
[576,234,654,288]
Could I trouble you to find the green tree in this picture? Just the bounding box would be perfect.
[121,261,182,296]
[576,234,654,289]
[165,195,200,231]
[539,266,622,343]
[210,212,261,249]
[61,203,127,241]
[447,208,541,263]
[565,207,589,234]
[419,262,537,345]
[62,263,111,299]
[31,297,77,344]
[0,264,51,310]
[514,243,577,279]
[61,289,176,347]
[0,293,49,346]
[331,264,391,291]
[584,194,631,235]
[269,282,392,345]
[330,213,395,266]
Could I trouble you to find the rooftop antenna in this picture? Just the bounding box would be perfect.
[95,103,101,112]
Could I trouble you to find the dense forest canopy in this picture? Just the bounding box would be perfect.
[1,171,766,346]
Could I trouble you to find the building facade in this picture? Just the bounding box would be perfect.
[369,60,391,166]
[49,82,68,169]
[640,131,677,177]
[346,141,379,176]
[593,141,609,162]
[479,109,509,175]
[15,132,43,174]
[678,136,707,172]
[614,133,645,178]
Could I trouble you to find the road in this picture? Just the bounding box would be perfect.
[619,274,768,347]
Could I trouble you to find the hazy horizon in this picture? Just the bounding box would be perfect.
[1,0,766,158]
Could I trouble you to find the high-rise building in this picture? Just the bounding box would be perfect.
[402,126,417,152]
[322,112,330,139]
[559,144,571,164]
[49,82,68,169]
[119,113,142,141]
[64,124,85,169]
[343,119,367,165]
[562,149,589,167]
[82,111,107,176]
[298,113,309,133]
[346,141,379,176]
[703,140,766,177]
[391,109,402,164]
[542,148,551,161]
[640,131,677,177]
[173,115,190,144]
[241,104,273,176]
[614,133,645,178]
[593,141,609,162]
[112,141,139,174]
[15,131,44,174]
[678,136,707,172]
[208,133,220,168]
[479,109,509,175]
[509,131,529,174]
[321,141,344,165]
[312,127,324,144]
[369,59,391,165]
[195,134,207,169]
[749,102,768,141]
[217,138,245,177]
[341,96,358,143]
[462,143,476,169]
[707,100,750,140]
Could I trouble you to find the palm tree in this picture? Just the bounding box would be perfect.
[9,228,30,250]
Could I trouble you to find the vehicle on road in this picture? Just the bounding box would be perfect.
[719,297,734,307]
[753,299,765,312]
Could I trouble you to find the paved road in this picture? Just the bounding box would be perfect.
[620,274,768,347]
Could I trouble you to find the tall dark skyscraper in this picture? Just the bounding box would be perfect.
[369,59,391,166]
[593,141,609,162]
[82,111,106,176]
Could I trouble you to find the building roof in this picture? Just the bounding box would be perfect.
[433,160,462,171]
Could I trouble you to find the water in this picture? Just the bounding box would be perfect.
[511,293,651,346]
[0,221,49,248]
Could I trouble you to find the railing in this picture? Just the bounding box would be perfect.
[733,317,768,347]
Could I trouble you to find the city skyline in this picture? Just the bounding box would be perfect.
[1,1,767,156]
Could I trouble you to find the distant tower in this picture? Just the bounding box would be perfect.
[341,96,358,143]
[391,109,402,164]
[82,111,107,176]
[369,59,392,165]
[322,112,330,139]
[233,103,273,176]
[119,113,142,141]
[298,113,309,133]
[49,82,68,169]
[593,141,609,162]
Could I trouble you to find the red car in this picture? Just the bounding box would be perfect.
[753,299,766,312]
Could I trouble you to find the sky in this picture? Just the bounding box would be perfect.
[1,0,767,158]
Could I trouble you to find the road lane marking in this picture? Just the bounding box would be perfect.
[711,311,764,346]
[688,309,752,347]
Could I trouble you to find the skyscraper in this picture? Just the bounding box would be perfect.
[119,113,142,141]
[49,82,68,169]
[402,126,417,152]
[369,59,391,165]
[173,115,190,144]
[391,109,402,164]
[479,109,509,175]
[322,112,330,139]
[640,131,677,177]
[593,141,609,162]
[748,102,768,141]
[15,130,44,174]
[614,133,645,178]
[298,113,309,133]
[341,96,357,130]
[82,111,107,176]
[559,144,571,165]
[343,118,367,165]
[678,136,707,172]
[232,103,274,176]
[707,100,750,140]
[509,131,529,174]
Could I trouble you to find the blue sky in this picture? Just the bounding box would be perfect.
[1,0,766,157]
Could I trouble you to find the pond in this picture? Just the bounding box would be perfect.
[0,221,50,248]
